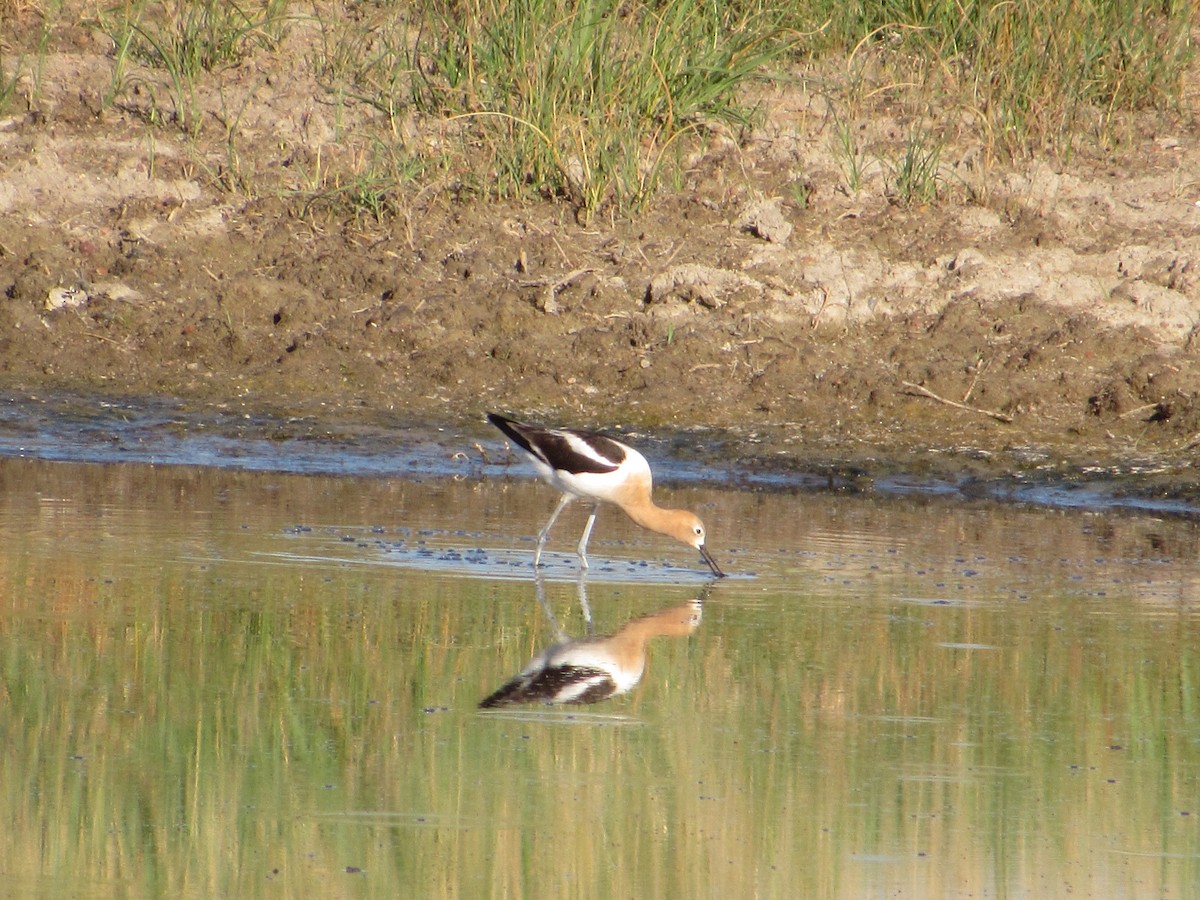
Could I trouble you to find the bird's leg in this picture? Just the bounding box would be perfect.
[575,502,601,569]
[534,493,573,567]
[534,572,567,640]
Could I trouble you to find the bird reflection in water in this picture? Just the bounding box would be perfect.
[479,577,704,708]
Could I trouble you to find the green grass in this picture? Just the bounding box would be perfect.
[790,0,1196,156]
[0,44,23,114]
[316,0,791,220]
[301,144,432,224]
[0,0,61,114]
[5,0,1192,216]
[102,0,290,79]
[832,116,868,194]
[888,126,943,203]
[95,0,291,133]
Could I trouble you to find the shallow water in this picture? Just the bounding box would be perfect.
[2,452,1199,898]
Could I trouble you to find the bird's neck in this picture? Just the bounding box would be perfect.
[622,498,686,535]
[614,601,703,646]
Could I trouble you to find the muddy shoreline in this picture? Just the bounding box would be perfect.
[3,389,1199,522]
[2,16,1199,495]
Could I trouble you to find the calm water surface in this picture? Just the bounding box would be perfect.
[1,454,1198,898]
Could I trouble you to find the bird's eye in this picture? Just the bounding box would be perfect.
[694,524,704,537]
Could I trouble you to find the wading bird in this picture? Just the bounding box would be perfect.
[488,413,724,576]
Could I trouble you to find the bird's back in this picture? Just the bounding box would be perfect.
[479,637,633,707]
[488,413,652,501]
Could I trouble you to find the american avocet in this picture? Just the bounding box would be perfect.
[480,596,703,707]
[488,412,724,576]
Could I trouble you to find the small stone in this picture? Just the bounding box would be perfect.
[45,286,86,311]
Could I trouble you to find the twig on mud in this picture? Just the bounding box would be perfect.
[550,235,572,267]
[660,240,686,270]
[1118,403,1160,420]
[809,285,830,329]
[1180,432,1200,453]
[962,357,987,403]
[901,380,1014,424]
[84,332,133,352]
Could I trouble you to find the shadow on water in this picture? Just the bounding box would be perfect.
[2,400,1200,897]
